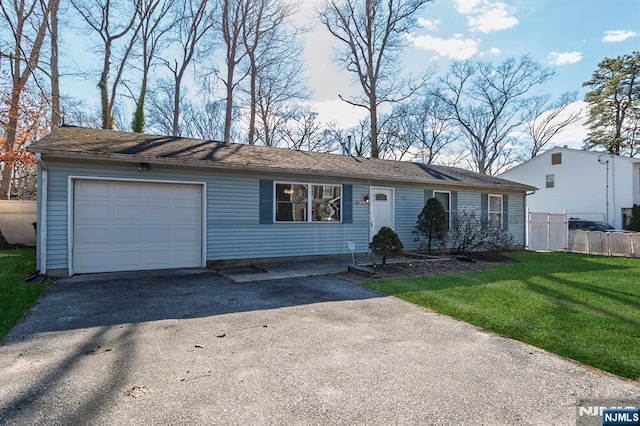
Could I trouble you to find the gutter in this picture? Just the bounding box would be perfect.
[35,153,47,274]
[31,149,537,193]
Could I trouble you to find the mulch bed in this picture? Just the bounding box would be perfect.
[335,251,518,283]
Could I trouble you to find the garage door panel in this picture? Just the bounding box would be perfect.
[76,180,110,197]
[172,248,202,263]
[73,180,203,274]
[146,205,175,223]
[113,228,142,244]
[144,228,171,243]
[143,250,172,265]
[179,207,201,222]
[75,227,111,244]
[112,251,143,268]
[75,204,110,222]
[174,227,201,243]
[75,251,112,272]
[114,183,144,198]
[114,205,145,222]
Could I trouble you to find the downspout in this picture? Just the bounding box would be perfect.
[35,153,48,274]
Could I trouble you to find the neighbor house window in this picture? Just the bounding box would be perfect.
[275,183,341,222]
[551,152,562,165]
[488,194,503,227]
[434,190,451,228]
[546,174,554,188]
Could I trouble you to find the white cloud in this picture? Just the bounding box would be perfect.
[547,51,583,65]
[489,47,501,55]
[417,17,440,30]
[408,34,480,60]
[455,0,481,14]
[310,100,367,128]
[602,30,637,42]
[468,2,518,33]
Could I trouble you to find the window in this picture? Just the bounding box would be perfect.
[488,194,503,227]
[275,183,341,222]
[434,191,451,227]
[546,174,554,188]
[551,152,562,165]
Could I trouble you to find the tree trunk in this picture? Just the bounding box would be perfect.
[223,63,234,142]
[247,64,257,144]
[100,44,112,129]
[370,98,379,158]
[50,0,61,127]
[172,72,181,136]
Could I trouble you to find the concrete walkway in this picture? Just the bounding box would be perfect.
[1,272,638,425]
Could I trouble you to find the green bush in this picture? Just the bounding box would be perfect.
[369,226,403,265]
[413,197,448,254]
[628,204,640,231]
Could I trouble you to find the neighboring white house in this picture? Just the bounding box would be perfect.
[500,146,640,230]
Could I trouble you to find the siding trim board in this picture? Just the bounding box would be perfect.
[67,176,207,275]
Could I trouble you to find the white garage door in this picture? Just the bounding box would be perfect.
[73,180,203,274]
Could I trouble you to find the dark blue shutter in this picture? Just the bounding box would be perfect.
[342,184,353,224]
[424,189,433,204]
[259,180,273,224]
[481,193,488,222]
[502,194,509,230]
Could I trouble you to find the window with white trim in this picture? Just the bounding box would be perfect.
[546,174,554,188]
[275,183,341,222]
[488,194,503,227]
[434,191,451,228]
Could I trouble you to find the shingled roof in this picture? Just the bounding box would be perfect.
[29,126,535,191]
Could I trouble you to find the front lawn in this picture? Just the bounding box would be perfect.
[363,251,640,379]
[0,248,49,341]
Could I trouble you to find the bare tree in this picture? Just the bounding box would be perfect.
[217,0,249,142]
[435,55,555,175]
[49,0,61,127]
[160,0,216,136]
[253,40,308,146]
[0,0,55,199]
[240,0,302,145]
[130,0,176,133]
[378,95,457,162]
[71,0,143,129]
[318,0,432,158]
[524,91,582,158]
[276,106,333,151]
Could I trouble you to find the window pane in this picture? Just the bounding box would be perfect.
[276,184,308,221]
[488,195,502,227]
[489,195,502,212]
[546,174,554,188]
[434,192,450,210]
[312,185,341,221]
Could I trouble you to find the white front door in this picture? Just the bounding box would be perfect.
[370,187,394,240]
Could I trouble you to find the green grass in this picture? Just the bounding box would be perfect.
[0,248,49,341]
[363,251,640,379]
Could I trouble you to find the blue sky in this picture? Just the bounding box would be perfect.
[59,0,639,149]
[304,0,640,147]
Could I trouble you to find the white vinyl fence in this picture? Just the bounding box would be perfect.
[527,211,568,251]
[528,210,640,258]
[568,230,640,257]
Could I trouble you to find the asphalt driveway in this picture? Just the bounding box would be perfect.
[0,271,638,425]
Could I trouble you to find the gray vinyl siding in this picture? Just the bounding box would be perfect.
[394,185,427,251]
[41,159,371,270]
[457,191,481,213]
[41,158,529,272]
